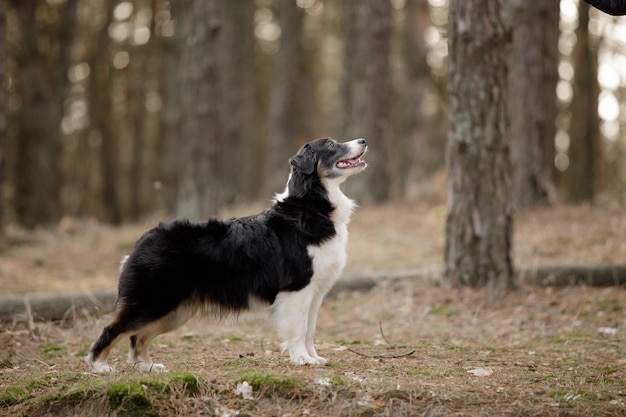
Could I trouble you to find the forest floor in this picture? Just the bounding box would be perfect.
[1,201,625,416]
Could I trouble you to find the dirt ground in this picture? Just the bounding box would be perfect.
[1,201,625,416]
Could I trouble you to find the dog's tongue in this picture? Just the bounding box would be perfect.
[337,156,362,168]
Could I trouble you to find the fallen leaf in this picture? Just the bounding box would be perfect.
[315,377,332,387]
[234,381,254,400]
[467,367,493,377]
[597,327,617,336]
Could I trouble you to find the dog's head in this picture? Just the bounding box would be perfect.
[285,137,367,199]
[289,138,368,180]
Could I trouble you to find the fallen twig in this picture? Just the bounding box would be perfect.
[378,321,406,349]
[15,354,54,368]
[347,348,416,359]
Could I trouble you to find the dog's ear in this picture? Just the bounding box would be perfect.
[289,144,317,175]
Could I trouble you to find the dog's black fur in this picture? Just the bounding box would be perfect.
[87,137,367,371]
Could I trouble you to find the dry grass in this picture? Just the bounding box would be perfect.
[1,202,625,416]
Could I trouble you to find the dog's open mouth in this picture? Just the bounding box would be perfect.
[336,152,366,169]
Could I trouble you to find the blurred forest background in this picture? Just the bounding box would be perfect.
[0,0,625,230]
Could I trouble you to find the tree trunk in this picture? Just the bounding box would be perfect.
[161,2,184,215]
[561,3,599,202]
[445,0,514,290]
[175,0,223,220]
[88,1,121,224]
[217,0,256,204]
[0,0,6,232]
[10,0,77,228]
[341,0,392,204]
[265,0,306,196]
[398,0,446,199]
[509,1,559,208]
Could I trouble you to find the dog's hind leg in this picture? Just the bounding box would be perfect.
[128,329,167,372]
[127,305,194,372]
[86,311,135,373]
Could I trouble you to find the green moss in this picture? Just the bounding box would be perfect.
[408,369,432,377]
[107,382,157,417]
[447,344,468,352]
[228,336,244,342]
[37,374,200,415]
[1,377,48,407]
[138,377,168,393]
[39,343,65,357]
[168,372,202,395]
[238,370,301,395]
[428,306,459,317]
[339,339,362,346]
[328,375,345,388]
[598,299,622,312]
[25,377,48,391]
[586,236,606,246]
[1,386,29,407]
[327,360,347,369]
[52,381,107,404]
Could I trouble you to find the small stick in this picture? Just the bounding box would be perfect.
[378,321,406,349]
[15,354,53,368]
[347,348,416,359]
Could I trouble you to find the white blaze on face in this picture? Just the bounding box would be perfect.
[333,138,367,176]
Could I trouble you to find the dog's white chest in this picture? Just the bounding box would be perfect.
[307,184,354,293]
[308,226,348,292]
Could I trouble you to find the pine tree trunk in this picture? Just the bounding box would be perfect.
[445,0,514,290]
[10,0,77,228]
[88,1,121,224]
[0,0,5,232]
[341,0,392,204]
[561,3,599,202]
[175,0,223,220]
[399,0,446,199]
[218,0,256,203]
[265,0,305,196]
[509,1,559,208]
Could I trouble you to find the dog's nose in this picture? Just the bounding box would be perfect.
[357,139,366,146]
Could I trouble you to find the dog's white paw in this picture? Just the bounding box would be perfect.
[292,355,317,365]
[86,353,113,373]
[134,361,168,372]
[290,352,326,366]
[313,355,328,365]
[91,361,114,373]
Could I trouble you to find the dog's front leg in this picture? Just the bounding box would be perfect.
[304,289,328,364]
[272,288,323,365]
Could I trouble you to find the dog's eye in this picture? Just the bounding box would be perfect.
[327,141,337,150]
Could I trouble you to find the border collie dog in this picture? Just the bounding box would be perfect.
[87,137,367,373]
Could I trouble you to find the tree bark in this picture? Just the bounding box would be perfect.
[175,0,223,220]
[218,0,257,203]
[341,0,392,204]
[509,1,559,208]
[88,1,121,224]
[161,2,184,215]
[397,0,446,199]
[561,3,599,202]
[265,0,306,196]
[0,0,6,232]
[445,0,514,290]
[10,0,77,228]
